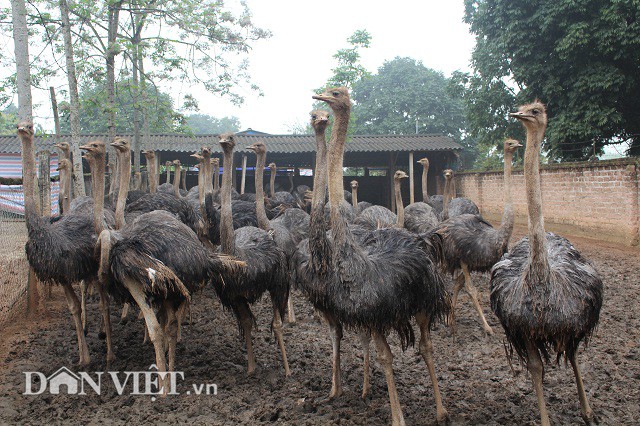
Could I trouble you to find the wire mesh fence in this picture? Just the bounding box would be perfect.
[0,210,29,325]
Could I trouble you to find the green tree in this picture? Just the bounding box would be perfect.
[325,29,372,89]
[464,0,640,159]
[184,114,241,134]
[0,105,19,135]
[58,78,185,134]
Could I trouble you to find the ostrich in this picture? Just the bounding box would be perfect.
[435,139,522,335]
[310,87,450,424]
[56,158,72,214]
[142,149,158,193]
[157,160,174,193]
[267,162,296,208]
[441,169,479,220]
[490,102,603,425]
[350,180,372,214]
[354,204,396,230]
[417,158,444,215]
[392,171,409,227]
[217,132,291,376]
[19,122,116,365]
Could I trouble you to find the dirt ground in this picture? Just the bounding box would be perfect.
[0,226,638,425]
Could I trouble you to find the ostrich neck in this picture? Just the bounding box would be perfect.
[310,126,329,264]
[197,162,204,205]
[442,177,452,220]
[115,149,130,230]
[270,168,276,197]
[327,106,352,253]
[524,126,549,277]
[61,169,71,214]
[19,133,39,224]
[220,149,235,254]
[499,150,515,244]
[351,187,358,208]
[166,167,170,185]
[254,151,270,230]
[148,157,157,193]
[89,153,106,234]
[203,159,213,195]
[395,179,404,228]
[173,165,181,197]
[213,162,220,191]
[421,164,429,201]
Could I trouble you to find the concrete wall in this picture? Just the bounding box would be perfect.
[456,158,640,246]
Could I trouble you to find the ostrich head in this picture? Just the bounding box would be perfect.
[350,180,358,189]
[443,169,453,181]
[142,149,156,161]
[394,170,409,181]
[310,109,330,132]
[268,162,276,171]
[312,87,351,111]
[417,158,429,167]
[211,157,219,166]
[218,132,236,153]
[110,137,130,153]
[54,141,70,154]
[79,140,106,157]
[246,141,266,156]
[504,139,523,154]
[509,101,547,134]
[190,152,203,162]
[56,158,71,172]
[165,160,172,167]
[16,121,34,137]
[201,146,212,159]
[173,159,181,168]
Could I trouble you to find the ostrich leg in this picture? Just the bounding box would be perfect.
[80,280,88,332]
[526,341,550,426]
[359,330,371,400]
[461,262,494,335]
[163,301,178,376]
[61,283,91,366]
[324,312,343,398]
[372,331,405,426]
[124,278,168,395]
[121,303,130,323]
[98,285,115,362]
[448,272,464,331]
[286,293,296,323]
[236,302,257,374]
[569,354,595,424]
[271,304,291,376]
[416,312,448,423]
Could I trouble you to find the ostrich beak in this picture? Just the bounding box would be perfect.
[246,144,259,152]
[79,144,91,151]
[312,91,331,102]
[509,111,534,121]
[514,141,524,147]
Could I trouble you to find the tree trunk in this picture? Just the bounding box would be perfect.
[59,0,86,196]
[11,0,32,121]
[131,40,141,174]
[106,1,123,191]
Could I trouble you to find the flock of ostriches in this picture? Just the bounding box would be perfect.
[17,88,603,426]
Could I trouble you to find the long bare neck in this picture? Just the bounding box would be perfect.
[197,163,204,204]
[166,166,170,184]
[203,160,213,195]
[173,164,181,197]
[524,126,549,277]
[499,150,515,243]
[148,157,157,193]
[442,177,452,220]
[213,162,220,191]
[310,126,330,268]
[327,106,351,251]
[270,167,276,197]
[220,149,235,254]
[115,150,130,230]
[61,169,71,214]
[20,133,38,222]
[395,179,404,228]
[351,187,358,208]
[90,154,106,234]
[254,152,270,230]
[421,164,429,201]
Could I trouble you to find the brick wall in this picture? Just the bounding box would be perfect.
[456,158,640,246]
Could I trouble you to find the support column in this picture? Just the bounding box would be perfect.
[388,152,396,212]
[240,154,247,194]
[409,151,414,205]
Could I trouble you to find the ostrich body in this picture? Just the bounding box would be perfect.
[441,169,479,220]
[354,205,396,230]
[435,139,522,335]
[309,88,450,425]
[490,102,603,425]
[217,132,290,376]
[19,123,114,365]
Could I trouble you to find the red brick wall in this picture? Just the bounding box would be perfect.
[456,159,640,246]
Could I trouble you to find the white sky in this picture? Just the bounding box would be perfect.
[209,0,476,133]
[10,0,475,135]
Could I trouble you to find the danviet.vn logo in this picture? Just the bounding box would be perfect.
[24,365,217,399]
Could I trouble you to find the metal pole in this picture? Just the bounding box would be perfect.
[240,154,247,194]
[409,151,414,205]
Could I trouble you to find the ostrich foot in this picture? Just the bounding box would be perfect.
[582,409,598,425]
[483,324,494,336]
[436,409,450,425]
[328,386,343,400]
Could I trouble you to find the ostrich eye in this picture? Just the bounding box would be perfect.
[332,91,340,96]
[311,115,316,120]
[532,109,539,115]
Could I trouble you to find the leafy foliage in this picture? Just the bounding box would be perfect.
[325,29,372,89]
[464,0,640,160]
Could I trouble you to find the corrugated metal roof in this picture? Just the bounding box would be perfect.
[0,133,461,154]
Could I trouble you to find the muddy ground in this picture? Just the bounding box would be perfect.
[1,226,638,425]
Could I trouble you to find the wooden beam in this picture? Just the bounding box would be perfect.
[240,154,247,194]
[409,151,414,204]
[389,152,396,212]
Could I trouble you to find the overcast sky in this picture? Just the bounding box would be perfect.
[8,1,475,135]
[180,0,476,134]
